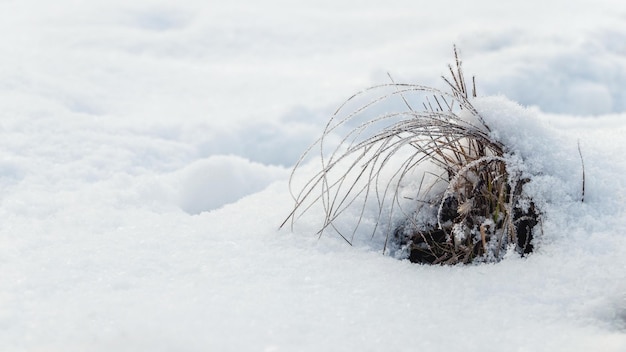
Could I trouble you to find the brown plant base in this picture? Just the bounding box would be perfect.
[399,206,537,264]
[393,155,539,265]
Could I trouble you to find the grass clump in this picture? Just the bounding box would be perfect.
[281,47,539,265]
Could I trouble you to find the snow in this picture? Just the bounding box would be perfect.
[1,1,626,351]
[174,155,288,214]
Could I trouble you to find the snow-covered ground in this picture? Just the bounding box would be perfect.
[1,1,626,351]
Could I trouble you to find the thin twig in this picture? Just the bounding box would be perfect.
[578,139,585,203]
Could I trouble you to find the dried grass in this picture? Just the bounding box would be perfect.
[281,47,538,264]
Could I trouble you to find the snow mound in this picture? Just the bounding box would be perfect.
[472,96,583,203]
[174,155,288,214]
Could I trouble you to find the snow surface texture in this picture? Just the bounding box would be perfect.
[1,1,626,351]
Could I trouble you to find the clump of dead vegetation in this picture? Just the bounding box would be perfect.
[281,47,539,264]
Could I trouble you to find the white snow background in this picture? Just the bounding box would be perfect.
[1,0,626,351]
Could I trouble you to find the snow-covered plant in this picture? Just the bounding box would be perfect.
[282,47,539,265]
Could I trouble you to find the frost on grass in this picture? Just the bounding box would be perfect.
[282,48,544,265]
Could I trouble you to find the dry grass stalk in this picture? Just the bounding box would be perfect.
[281,47,538,264]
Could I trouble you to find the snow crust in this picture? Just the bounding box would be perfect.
[1,1,626,351]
